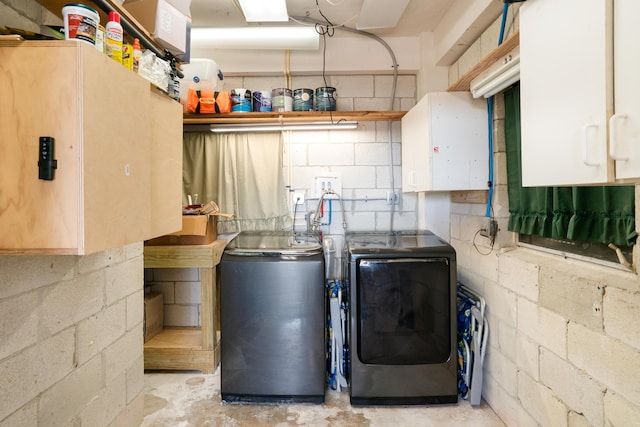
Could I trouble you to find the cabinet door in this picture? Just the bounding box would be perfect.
[520,0,614,186]
[148,89,182,239]
[0,44,82,252]
[401,92,488,192]
[81,43,151,254]
[611,0,640,180]
[401,96,431,192]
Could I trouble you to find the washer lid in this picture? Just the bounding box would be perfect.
[225,231,322,256]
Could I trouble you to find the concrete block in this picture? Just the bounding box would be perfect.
[126,290,144,332]
[40,271,105,337]
[375,211,417,231]
[496,320,517,361]
[539,267,603,331]
[483,374,538,427]
[335,97,355,111]
[516,333,540,381]
[245,76,290,91]
[287,143,308,167]
[457,38,482,78]
[540,348,605,427]
[332,75,374,98]
[400,97,416,111]
[469,248,499,283]
[175,281,201,304]
[375,121,401,143]
[150,282,175,304]
[78,372,126,427]
[0,399,37,427]
[355,142,393,166]
[104,326,143,383]
[375,75,416,98]
[164,304,200,327]
[568,322,640,405]
[0,328,75,421]
[374,165,402,190]
[78,247,124,274]
[107,391,144,427]
[0,256,75,299]
[38,356,103,427]
[498,253,539,301]
[341,165,376,190]
[344,211,376,231]
[152,267,199,282]
[604,390,640,427]
[603,286,640,351]
[568,412,592,427]
[0,292,38,360]
[518,371,568,427]
[126,355,145,404]
[105,259,144,306]
[355,97,400,111]
[76,300,127,365]
[517,297,567,358]
[308,143,354,166]
[486,283,517,326]
[485,346,517,396]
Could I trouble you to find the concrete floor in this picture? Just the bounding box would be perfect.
[141,368,506,427]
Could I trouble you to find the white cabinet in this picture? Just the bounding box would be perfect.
[520,0,640,186]
[401,92,488,192]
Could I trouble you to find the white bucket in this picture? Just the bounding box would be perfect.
[62,4,100,46]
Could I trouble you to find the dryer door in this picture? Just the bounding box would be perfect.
[356,257,451,365]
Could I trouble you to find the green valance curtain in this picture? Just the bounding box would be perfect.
[504,83,636,247]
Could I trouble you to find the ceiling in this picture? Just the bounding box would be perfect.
[189,0,455,38]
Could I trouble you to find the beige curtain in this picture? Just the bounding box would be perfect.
[182,132,291,234]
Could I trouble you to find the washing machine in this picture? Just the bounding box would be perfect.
[346,230,458,405]
[220,231,325,404]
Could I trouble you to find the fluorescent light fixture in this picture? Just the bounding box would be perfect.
[209,121,359,133]
[190,27,320,50]
[356,0,410,30]
[470,46,520,98]
[238,0,288,22]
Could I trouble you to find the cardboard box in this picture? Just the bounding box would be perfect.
[144,291,163,342]
[145,214,218,246]
[124,0,190,55]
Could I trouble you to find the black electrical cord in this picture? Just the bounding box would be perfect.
[314,0,336,123]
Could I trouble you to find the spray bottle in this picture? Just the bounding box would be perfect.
[132,38,142,73]
[105,11,123,64]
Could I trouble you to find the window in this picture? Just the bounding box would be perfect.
[503,83,637,265]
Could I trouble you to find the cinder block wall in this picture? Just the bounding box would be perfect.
[449,5,640,426]
[0,2,145,426]
[0,245,145,426]
[150,73,419,326]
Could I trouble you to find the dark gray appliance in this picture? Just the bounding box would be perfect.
[347,230,458,405]
[220,231,325,404]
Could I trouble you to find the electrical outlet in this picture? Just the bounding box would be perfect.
[480,219,498,238]
[292,192,305,205]
[386,191,400,205]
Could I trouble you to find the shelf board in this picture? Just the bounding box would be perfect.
[183,110,406,125]
[447,31,520,92]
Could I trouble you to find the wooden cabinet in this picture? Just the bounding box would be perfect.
[520,0,640,186]
[401,91,488,192]
[0,41,182,255]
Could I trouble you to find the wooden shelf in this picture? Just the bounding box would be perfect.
[143,239,228,373]
[183,110,406,125]
[447,31,520,92]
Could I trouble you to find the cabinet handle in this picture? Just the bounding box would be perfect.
[410,171,416,186]
[609,114,629,161]
[582,124,599,166]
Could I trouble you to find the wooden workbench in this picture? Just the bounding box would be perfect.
[143,239,227,373]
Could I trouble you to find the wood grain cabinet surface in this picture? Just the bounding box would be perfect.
[0,41,182,255]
